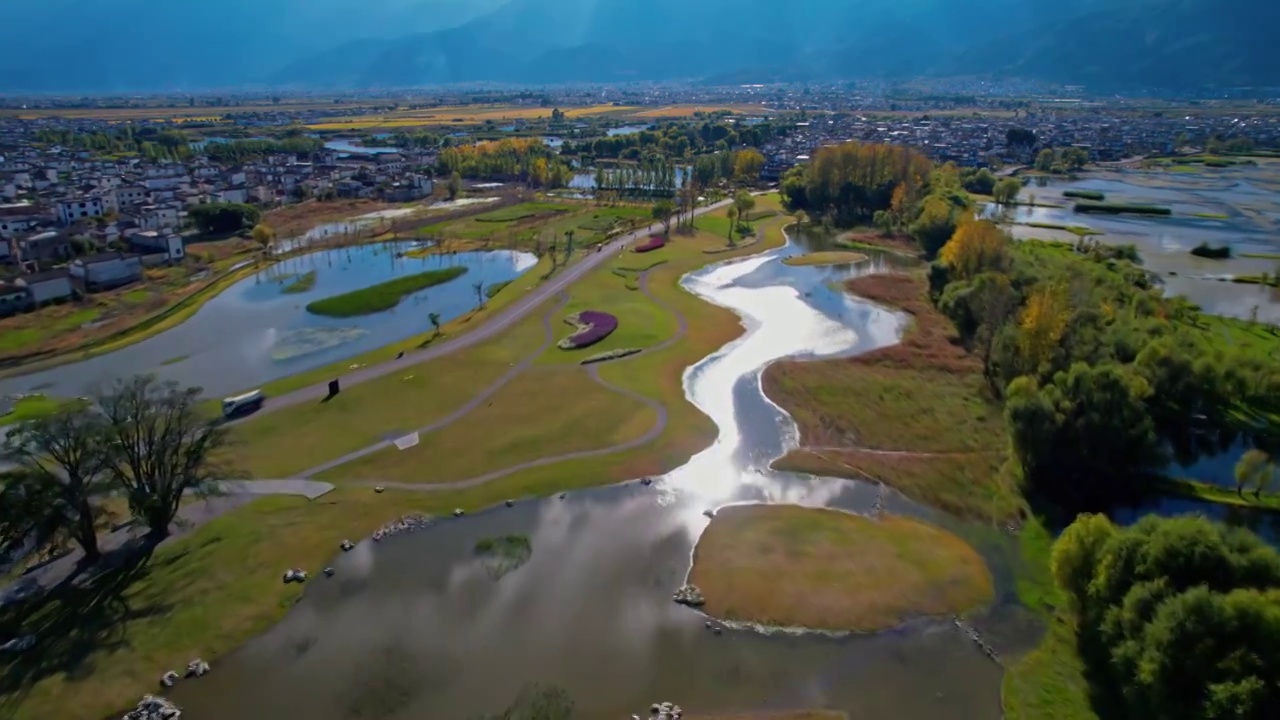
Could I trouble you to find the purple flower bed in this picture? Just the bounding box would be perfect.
[558,310,619,350]
[634,236,666,253]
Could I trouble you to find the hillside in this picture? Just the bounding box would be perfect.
[0,0,1274,92]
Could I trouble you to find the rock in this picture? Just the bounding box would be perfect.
[672,584,705,607]
[0,635,35,653]
[340,539,355,551]
[374,486,386,493]
[702,509,715,518]
[704,620,713,628]
[122,694,181,720]
[650,704,661,714]
[452,508,465,518]
[185,658,210,678]
[159,671,179,688]
[323,567,335,577]
[505,499,515,508]
[559,493,567,500]
[712,626,722,635]
[371,513,430,542]
[282,569,308,584]
[640,477,653,486]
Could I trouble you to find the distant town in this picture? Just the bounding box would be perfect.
[2,80,1277,313]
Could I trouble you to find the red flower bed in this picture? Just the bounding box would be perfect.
[634,236,666,253]
[558,310,619,349]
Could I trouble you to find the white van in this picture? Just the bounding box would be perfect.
[221,389,265,418]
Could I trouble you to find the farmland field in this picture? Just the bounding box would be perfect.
[307,104,640,130]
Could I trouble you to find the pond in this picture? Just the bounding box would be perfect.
[607,125,652,136]
[0,243,536,400]
[986,163,1280,322]
[323,138,400,155]
[171,233,1039,719]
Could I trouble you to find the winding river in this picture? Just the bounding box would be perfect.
[171,236,1042,719]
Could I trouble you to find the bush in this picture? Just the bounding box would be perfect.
[189,203,261,234]
[306,267,468,317]
[633,236,666,253]
[1189,242,1232,259]
[580,348,641,365]
[1063,189,1105,201]
[557,310,618,349]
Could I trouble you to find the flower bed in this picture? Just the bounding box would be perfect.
[580,347,641,365]
[557,310,618,350]
[633,236,666,253]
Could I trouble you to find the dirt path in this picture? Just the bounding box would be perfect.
[228,199,730,424]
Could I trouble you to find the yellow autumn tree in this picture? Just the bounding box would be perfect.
[889,183,910,226]
[939,218,1010,280]
[1018,282,1071,370]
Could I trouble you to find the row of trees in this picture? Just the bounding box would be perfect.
[1034,147,1089,174]
[929,220,1280,505]
[436,138,573,189]
[1053,514,1280,719]
[36,127,195,162]
[0,376,234,564]
[779,141,934,227]
[204,137,324,164]
[564,120,783,161]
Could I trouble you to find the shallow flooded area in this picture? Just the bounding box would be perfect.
[171,236,1038,719]
[0,243,536,399]
[986,162,1280,322]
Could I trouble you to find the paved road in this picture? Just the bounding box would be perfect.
[232,199,731,423]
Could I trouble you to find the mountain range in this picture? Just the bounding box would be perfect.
[0,0,1275,93]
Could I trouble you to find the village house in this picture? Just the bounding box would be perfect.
[69,251,142,291]
[56,196,106,226]
[0,280,28,317]
[128,230,185,261]
[137,204,179,231]
[15,268,74,306]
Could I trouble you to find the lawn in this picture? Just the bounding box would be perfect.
[321,365,656,484]
[0,307,101,354]
[0,395,66,427]
[231,311,548,478]
[305,266,468,317]
[280,270,317,294]
[689,505,993,632]
[781,251,868,267]
[419,201,648,250]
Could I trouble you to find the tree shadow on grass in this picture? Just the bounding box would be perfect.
[0,539,176,713]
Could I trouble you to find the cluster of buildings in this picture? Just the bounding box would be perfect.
[0,119,436,317]
[758,108,1280,177]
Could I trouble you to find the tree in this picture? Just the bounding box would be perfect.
[1017,282,1071,372]
[1006,127,1036,148]
[939,219,1010,280]
[733,190,756,228]
[0,409,110,562]
[992,177,1022,205]
[429,312,442,338]
[447,171,463,201]
[251,223,275,255]
[1062,147,1089,171]
[1034,148,1056,173]
[733,148,765,182]
[726,207,738,245]
[908,195,959,258]
[1050,512,1117,611]
[652,199,675,237]
[563,230,575,263]
[1235,449,1274,499]
[189,203,261,235]
[473,280,486,310]
[94,375,233,541]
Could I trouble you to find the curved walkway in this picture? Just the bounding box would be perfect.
[229,199,730,424]
[296,294,571,479]
[330,268,691,491]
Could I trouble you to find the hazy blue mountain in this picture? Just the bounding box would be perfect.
[0,0,1275,92]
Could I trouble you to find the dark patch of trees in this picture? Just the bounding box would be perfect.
[1053,514,1280,720]
[203,137,323,164]
[1006,127,1036,147]
[565,120,783,161]
[189,203,262,235]
[779,141,934,228]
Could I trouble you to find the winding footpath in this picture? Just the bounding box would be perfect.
[228,199,731,424]
[337,268,691,491]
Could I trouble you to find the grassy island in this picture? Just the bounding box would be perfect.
[688,505,993,632]
[305,266,468,317]
[475,534,533,578]
[1073,201,1171,216]
[781,251,869,267]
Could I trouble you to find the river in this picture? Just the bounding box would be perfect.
[169,234,1041,719]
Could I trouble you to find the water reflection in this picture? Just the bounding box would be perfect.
[0,243,537,399]
[174,235,1029,720]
